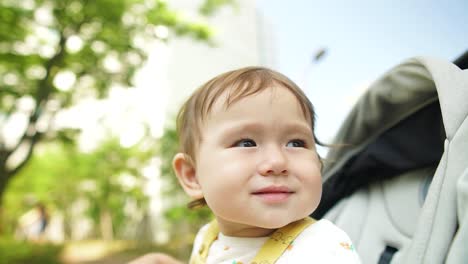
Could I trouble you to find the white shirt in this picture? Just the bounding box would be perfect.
[191,219,361,263]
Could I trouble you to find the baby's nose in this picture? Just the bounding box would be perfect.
[257,148,288,176]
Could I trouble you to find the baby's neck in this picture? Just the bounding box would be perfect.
[217,219,278,237]
[221,227,276,237]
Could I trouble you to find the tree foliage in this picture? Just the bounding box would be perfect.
[4,135,157,240]
[199,0,237,16]
[0,0,214,205]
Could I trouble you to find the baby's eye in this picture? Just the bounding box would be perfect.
[233,139,257,148]
[286,139,306,148]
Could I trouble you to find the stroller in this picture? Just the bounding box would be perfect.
[311,52,468,264]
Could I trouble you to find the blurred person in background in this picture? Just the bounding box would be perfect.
[15,202,49,243]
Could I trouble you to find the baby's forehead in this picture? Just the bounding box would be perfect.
[204,85,311,122]
[211,84,295,109]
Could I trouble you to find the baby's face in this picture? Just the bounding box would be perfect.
[194,85,322,237]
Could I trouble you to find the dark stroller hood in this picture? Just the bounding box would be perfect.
[313,56,466,218]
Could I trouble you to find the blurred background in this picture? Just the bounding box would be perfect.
[0,0,466,263]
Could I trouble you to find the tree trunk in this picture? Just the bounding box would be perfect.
[100,208,113,241]
[0,167,11,235]
[63,207,73,241]
[0,204,3,235]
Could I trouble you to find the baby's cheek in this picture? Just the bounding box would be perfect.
[303,168,323,197]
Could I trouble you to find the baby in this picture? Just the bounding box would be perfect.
[167,66,361,263]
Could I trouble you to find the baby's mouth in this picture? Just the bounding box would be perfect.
[252,186,294,203]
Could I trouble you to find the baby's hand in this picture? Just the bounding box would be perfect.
[128,253,184,264]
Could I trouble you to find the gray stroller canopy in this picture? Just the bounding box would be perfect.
[312,53,468,264]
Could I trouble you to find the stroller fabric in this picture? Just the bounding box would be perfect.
[311,56,468,264]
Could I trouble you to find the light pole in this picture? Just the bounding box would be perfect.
[302,47,327,91]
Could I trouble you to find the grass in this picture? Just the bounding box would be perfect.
[0,238,63,264]
[0,238,191,264]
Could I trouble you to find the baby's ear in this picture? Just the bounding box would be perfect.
[172,153,203,199]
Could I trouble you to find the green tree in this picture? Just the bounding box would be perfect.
[81,136,156,240]
[3,141,83,237]
[4,134,157,240]
[0,0,216,207]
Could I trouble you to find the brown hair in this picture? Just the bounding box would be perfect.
[175,66,321,208]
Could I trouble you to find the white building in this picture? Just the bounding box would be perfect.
[163,0,276,117]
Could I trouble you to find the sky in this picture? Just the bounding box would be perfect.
[256,0,468,145]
